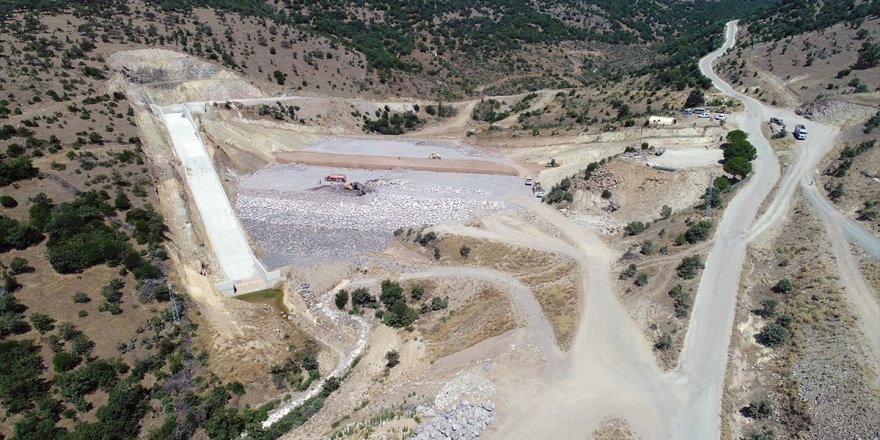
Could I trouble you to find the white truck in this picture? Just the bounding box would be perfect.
[794,124,807,140]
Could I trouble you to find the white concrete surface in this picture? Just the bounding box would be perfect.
[161,108,270,292]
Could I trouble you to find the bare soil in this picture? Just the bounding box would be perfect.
[274,151,519,176]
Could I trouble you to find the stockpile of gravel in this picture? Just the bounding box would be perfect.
[410,401,495,440]
[236,176,514,267]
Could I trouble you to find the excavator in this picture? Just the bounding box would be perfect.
[545,157,561,167]
[343,181,367,196]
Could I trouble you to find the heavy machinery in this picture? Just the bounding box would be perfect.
[343,181,367,196]
[546,158,561,167]
[428,152,442,159]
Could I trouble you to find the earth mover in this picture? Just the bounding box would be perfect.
[546,158,561,167]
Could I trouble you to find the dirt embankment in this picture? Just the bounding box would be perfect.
[274,151,520,176]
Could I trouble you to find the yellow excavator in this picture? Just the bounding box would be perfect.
[545,157,561,167]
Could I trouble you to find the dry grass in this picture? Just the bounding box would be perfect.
[429,234,581,349]
[417,287,518,358]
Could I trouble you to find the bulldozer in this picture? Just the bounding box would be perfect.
[428,152,442,160]
[545,157,561,167]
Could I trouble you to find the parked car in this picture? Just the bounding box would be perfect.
[770,117,784,125]
[682,108,693,115]
[698,113,711,119]
[714,113,728,121]
[525,177,533,185]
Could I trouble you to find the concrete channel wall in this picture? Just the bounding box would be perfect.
[158,104,280,296]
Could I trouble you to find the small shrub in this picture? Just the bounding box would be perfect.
[655,334,672,351]
[624,221,646,236]
[759,322,788,347]
[0,195,17,208]
[748,398,773,419]
[757,298,778,318]
[620,263,637,279]
[660,205,672,219]
[674,232,686,246]
[411,285,424,301]
[601,189,612,199]
[640,240,654,255]
[634,272,649,287]
[677,255,704,279]
[669,285,691,318]
[459,245,470,258]
[385,350,400,368]
[772,278,793,293]
[72,292,91,304]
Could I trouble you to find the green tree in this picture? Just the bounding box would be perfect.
[713,175,731,192]
[334,289,348,310]
[351,288,375,307]
[724,156,752,180]
[29,313,55,334]
[677,255,704,279]
[52,351,81,373]
[853,41,879,70]
[380,279,404,308]
[724,140,757,161]
[0,340,48,413]
[684,220,712,243]
[726,129,748,143]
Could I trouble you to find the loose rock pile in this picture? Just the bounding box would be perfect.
[410,401,495,440]
[236,178,510,267]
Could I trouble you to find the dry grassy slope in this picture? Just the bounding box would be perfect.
[723,196,880,440]
[390,232,580,350]
[417,286,519,359]
[717,17,880,107]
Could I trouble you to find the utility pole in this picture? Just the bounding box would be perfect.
[168,281,181,325]
[705,172,715,218]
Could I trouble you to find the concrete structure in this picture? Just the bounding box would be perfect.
[648,116,677,126]
[157,104,280,295]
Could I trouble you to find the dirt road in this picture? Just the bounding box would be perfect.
[273,151,519,176]
[672,20,788,439]
[673,20,880,439]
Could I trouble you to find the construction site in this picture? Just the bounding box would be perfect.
[110,32,879,440]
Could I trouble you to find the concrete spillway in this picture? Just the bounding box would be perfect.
[158,104,279,295]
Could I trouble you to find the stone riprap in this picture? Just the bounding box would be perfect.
[236,164,532,267]
[410,401,495,440]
